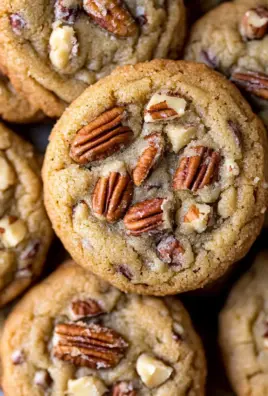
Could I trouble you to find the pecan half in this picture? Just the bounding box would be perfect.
[124,197,168,236]
[70,107,133,164]
[240,7,268,40]
[231,70,268,100]
[113,382,136,396]
[71,299,104,320]
[173,146,221,191]
[53,322,128,369]
[83,0,138,37]
[133,133,164,186]
[92,171,133,222]
[156,235,185,266]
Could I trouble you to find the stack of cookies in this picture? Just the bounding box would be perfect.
[0,0,267,395]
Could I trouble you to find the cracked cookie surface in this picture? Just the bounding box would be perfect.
[1,260,207,396]
[0,0,185,118]
[43,59,267,296]
[0,123,53,306]
[219,251,268,396]
[184,0,268,124]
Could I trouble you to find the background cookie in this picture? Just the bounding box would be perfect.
[1,260,207,396]
[219,251,268,395]
[184,0,268,120]
[43,59,267,296]
[0,123,53,306]
[0,0,186,118]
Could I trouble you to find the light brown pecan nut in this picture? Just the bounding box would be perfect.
[53,322,128,369]
[71,299,104,320]
[173,146,221,191]
[240,6,268,40]
[133,133,164,186]
[156,235,185,266]
[124,197,168,236]
[83,0,138,37]
[92,171,133,222]
[231,70,268,100]
[70,107,133,164]
[113,382,136,396]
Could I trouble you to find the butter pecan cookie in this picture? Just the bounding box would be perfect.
[0,123,53,306]
[184,0,268,121]
[1,260,206,396]
[0,0,186,118]
[219,251,268,395]
[43,60,267,295]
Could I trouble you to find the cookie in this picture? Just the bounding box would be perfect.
[0,0,186,118]
[0,69,44,123]
[219,251,268,395]
[0,123,53,306]
[184,0,268,119]
[43,59,268,296]
[1,260,207,396]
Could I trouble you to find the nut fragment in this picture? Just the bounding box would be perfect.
[133,133,164,186]
[68,376,107,396]
[11,350,25,365]
[55,0,79,23]
[124,198,171,236]
[113,382,136,396]
[70,107,133,164]
[181,203,212,233]
[83,0,138,37]
[92,171,133,222]
[173,146,221,191]
[9,13,26,35]
[49,23,78,69]
[53,322,128,369]
[136,353,173,388]
[70,299,104,320]
[34,370,52,389]
[240,7,268,40]
[144,93,187,122]
[156,235,185,266]
[0,216,27,248]
[231,70,268,100]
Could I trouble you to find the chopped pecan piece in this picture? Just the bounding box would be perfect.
[70,107,133,164]
[92,171,133,222]
[83,0,138,37]
[133,133,164,186]
[231,70,268,100]
[54,0,79,23]
[173,146,221,191]
[144,93,186,122]
[71,299,104,320]
[113,382,136,396]
[9,14,26,35]
[124,197,169,236]
[240,7,268,40]
[156,235,185,266]
[53,322,128,369]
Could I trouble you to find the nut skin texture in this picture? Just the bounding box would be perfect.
[240,6,268,40]
[231,70,268,100]
[83,0,138,37]
[173,146,221,191]
[92,172,133,222]
[145,101,178,121]
[71,299,104,319]
[53,322,128,369]
[156,235,185,266]
[112,382,136,396]
[70,107,133,164]
[124,197,165,236]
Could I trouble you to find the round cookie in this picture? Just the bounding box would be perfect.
[219,251,268,396]
[184,0,268,120]
[0,123,53,306]
[0,0,186,118]
[43,60,268,296]
[1,260,206,396]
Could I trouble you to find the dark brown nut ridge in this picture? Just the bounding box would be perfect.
[113,382,136,396]
[83,0,138,37]
[53,322,128,369]
[231,70,268,100]
[173,146,221,191]
[240,6,268,40]
[133,133,164,186]
[71,299,104,319]
[124,197,167,235]
[156,235,185,266]
[70,107,133,164]
[92,171,133,222]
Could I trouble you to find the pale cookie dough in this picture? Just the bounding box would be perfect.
[43,59,268,296]
[219,251,268,396]
[184,0,268,120]
[0,123,53,306]
[0,0,186,118]
[1,261,206,396]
